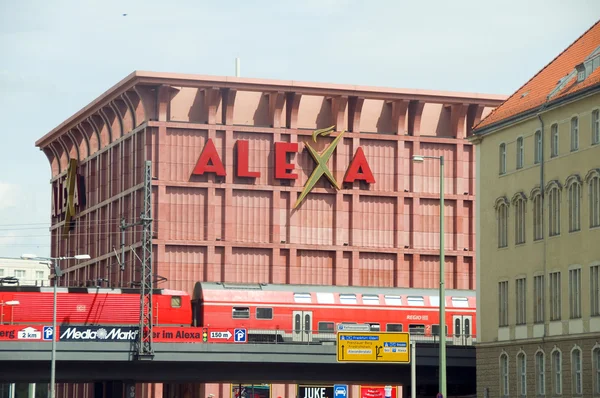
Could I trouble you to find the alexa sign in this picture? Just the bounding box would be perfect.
[192,126,375,208]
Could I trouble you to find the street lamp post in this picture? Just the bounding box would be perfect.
[412,154,445,397]
[21,253,90,398]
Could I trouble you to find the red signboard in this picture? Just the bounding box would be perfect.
[359,386,397,398]
[0,325,52,341]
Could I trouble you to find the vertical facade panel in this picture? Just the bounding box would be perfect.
[226,248,271,283]
[231,190,271,243]
[165,129,209,182]
[164,187,207,241]
[415,199,456,250]
[232,132,273,185]
[356,196,395,248]
[293,194,334,245]
[163,245,206,292]
[294,250,334,285]
[356,252,395,287]
[359,139,396,191]
[415,142,456,195]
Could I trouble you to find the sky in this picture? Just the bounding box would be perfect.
[0,0,599,259]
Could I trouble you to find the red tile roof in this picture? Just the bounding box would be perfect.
[475,20,600,132]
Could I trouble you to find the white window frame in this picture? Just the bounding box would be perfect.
[551,123,559,157]
[535,350,546,396]
[517,350,527,396]
[569,267,582,319]
[588,171,600,228]
[499,143,507,175]
[499,281,509,327]
[516,136,524,169]
[14,269,25,278]
[552,349,562,395]
[567,177,581,232]
[593,345,600,396]
[513,193,526,244]
[496,198,509,248]
[571,116,579,151]
[516,277,527,325]
[593,109,600,145]
[550,271,562,321]
[534,130,542,164]
[534,274,544,323]
[500,352,509,397]
[571,346,582,395]
[592,264,600,317]
[548,184,561,237]
[532,189,543,241]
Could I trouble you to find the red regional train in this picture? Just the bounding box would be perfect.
[0,282,476,345]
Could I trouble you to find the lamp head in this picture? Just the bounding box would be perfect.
[74,254,91,260]
[6,300,19,306]
[412,155,425,163]
[20,254,37,260]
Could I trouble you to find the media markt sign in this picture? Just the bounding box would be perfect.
[191,126,375,208]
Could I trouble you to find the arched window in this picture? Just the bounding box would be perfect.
[552,349,562,395]
[513,192,527,244]
[593,345,600,395]
[587,169,600,228]
[571,116,579,151]
[566,175,582,232]
[517,136,524,169]
[551,123,559,157]
[495,197,509,248]
[500,353,509,396]
[499,143,507,175]
[531,187,543,240]
[546,181,562,236]
[571,346,582,395]
[517,351,527,396]
[535,350,545,395]
[534,130,542,164]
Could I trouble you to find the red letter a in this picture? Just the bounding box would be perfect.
[343,147,375,183]
[192,139,226,176]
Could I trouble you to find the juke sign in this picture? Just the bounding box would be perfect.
[191,126,375,208]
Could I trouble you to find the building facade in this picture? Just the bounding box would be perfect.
[472,21,600,398]
[35,71,503,397]
[0,257,50,288]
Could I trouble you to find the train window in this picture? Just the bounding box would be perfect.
[431,324,448,336]
[409,324,425,335]
[451,297,469,308]
[293,293,312,303]
[429,296,440,307]
[256,307,273,320]
[368,323,380,331]
[339,294,357,304]
[171,296,182,308]
[318,322,335,332]
[232,307,250,319]
[362,294,380,305]
[384,295,402,305]
[407,296,425,306]
[316,292,335,304]
[386,323,403,332]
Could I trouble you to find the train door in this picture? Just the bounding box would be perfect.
[452,315,473,345]
[292,311,313,342]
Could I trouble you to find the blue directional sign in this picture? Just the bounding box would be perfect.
[333,385,348,398]
[43,326,53,341]
[234,328,247,343]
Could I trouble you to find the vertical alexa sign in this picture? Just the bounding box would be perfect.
[191,126,376,208]
[51,158,86,237]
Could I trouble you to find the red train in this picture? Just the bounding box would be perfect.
[0,282,476,344]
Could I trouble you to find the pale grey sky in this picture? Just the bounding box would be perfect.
[0,0,599,258]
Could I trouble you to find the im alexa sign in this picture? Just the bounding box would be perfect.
[192,126,375,208]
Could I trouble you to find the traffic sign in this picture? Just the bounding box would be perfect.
[337,324,370,332]
[333,385,348,398]
[337,332,410,363]
[210,330,232,340]
[234,328,247,343]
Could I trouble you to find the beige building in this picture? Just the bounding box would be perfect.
[470,21,600,397]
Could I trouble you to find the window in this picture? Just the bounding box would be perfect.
[339,294,357,304]
[516,136,524,169]
[499,281,509,327]
[552,350,562,395]
[550,272,562,321]
[593,109,600,145]
[386,323,403,332]
[232,307,250,319]
[516,278,526,325]
[451,297,469,308]
[36,270,44,280]
[430,296,440,307]
[362,294,380,305]
[569,268,582,319]
[532,189,543,240]
[431,324,448,337]
[317,322,334,332]
[293,293,312,303]
[384,295,402,305]
[514,194,526,244]
[407,296,424,306]
[571,348,582,395]
[499,143,506,175]
[316,292,335,303]
[496,199,509,248]
[534,275,544,323]
[594,347,600,395]
[567,177,581,232]
[256,307,273,319]
[517,352,527,396]
[536,351,545,395]
[408,324,425,335]
[548,184,561,236]
[0,269,3,277]
[534,130,542,164]
[589,171,600,228]
[14,270,25,278]
[367,323,380,331]
[170,296,182,308]
[551,123,559,157]
[500,353,509,396]
[571,116,579,151]
[592,265,600,316]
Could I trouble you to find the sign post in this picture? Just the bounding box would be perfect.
[411,340,416,398]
